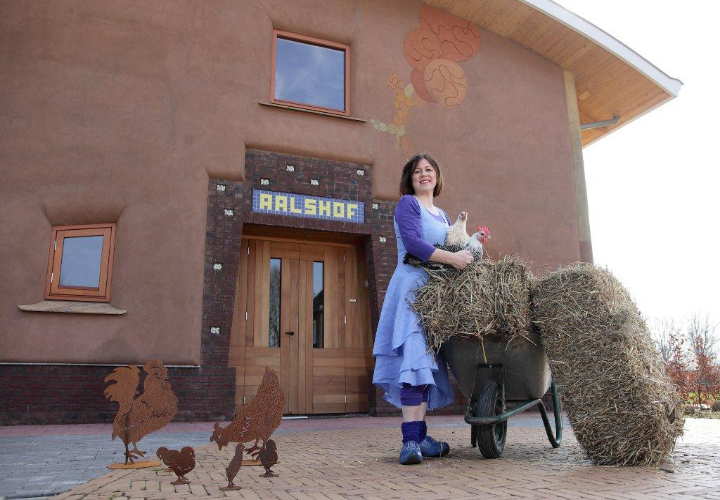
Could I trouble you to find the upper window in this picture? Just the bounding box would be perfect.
[271,30,350,115]
[45,224,116,302]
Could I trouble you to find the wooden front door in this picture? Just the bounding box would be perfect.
[229,235,373,415]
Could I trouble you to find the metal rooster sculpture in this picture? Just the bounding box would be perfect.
[210,367,285,487]
[104,360,178,465]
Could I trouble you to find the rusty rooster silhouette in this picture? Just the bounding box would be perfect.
[210,367,284,486]
[157,446,195,485]
[104,360,178,464]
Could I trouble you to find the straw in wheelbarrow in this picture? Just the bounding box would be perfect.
[410,255,533,353]
[532,264,683,466]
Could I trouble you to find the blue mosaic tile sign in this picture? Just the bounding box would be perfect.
[252,189,365,223]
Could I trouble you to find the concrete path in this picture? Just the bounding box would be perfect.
[0,415,718,499]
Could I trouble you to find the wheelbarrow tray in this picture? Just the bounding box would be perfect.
[440,334,562,457]
[440,334,551,401]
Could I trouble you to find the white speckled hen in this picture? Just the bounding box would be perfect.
[444,211,470,248]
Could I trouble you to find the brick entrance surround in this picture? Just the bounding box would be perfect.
[0,149,468,424]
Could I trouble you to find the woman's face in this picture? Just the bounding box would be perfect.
[411,158,437,195]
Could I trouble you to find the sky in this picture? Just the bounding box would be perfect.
[552,0,720,329]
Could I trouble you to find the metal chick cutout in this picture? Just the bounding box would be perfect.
[221,443,245,491]
[156,446,196,485]
[104,360,178,466]
[254,439,279,477]
[210,367,285,489]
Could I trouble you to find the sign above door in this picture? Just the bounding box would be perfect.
[252,189,365,223]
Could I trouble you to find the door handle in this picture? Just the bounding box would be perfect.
[285,331,295,336]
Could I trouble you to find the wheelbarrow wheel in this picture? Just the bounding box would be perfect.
[475,380,507,459]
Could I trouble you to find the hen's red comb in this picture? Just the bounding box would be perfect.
[475,225,491,235]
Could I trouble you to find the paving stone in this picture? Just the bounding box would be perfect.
[1,416,719,499]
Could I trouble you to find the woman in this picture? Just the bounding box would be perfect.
[372,153,473,465]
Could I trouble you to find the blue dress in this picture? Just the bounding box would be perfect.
[372,196,454,410]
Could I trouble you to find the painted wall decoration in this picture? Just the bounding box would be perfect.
[371,5,482,153]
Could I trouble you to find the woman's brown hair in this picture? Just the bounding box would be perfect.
[399,153,444,197]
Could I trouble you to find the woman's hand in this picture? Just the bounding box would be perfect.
[428,248,474,269]
[450,249,474,270]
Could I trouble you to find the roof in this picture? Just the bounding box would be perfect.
[425,0,682,147]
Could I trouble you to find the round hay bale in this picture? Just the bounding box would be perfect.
[532,264,684,466]
[411,255,533,352]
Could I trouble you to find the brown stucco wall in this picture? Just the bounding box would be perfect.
[0,0,579,367]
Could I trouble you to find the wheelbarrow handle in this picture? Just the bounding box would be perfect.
[538,381,563,448]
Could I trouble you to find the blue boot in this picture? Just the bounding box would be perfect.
[419,436,450,457]
[399,422,423,465]
[418,421,450,457]
[399,441,423,465]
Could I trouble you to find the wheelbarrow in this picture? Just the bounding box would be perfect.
[440,332,563,458]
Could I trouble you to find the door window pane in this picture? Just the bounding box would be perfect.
[312,261,324,348]
[274,37,346,112]
[269,258,281,348]
[59,235,104,288]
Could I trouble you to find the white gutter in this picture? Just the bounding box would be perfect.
[518,0,683,96]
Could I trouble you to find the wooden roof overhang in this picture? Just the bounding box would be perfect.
[425,0,682,147]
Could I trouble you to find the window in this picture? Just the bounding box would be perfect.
[271,30,350,115]
[268,258,281,348]
[45,224,116,302]
[312,261,324,348]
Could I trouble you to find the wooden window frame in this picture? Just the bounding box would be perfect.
[45,223,116,303]
[271,30,351,116]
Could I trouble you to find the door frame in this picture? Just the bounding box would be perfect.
[230,231,373,415]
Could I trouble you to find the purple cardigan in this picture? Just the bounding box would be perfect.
[395,195,450,263]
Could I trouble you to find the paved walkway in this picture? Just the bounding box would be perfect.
[0,415,718,499]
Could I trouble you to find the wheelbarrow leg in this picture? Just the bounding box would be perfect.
[538,381,562,448]
[470,423,477,448]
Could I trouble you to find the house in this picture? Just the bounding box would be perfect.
[0,0,681,423]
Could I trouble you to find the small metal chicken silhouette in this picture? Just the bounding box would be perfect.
[210,367,284,487]
[220,444,244,491]
[157,446,195,485]
[104,360,178,465]
[253,439,279,477]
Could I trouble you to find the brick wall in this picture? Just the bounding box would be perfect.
[0,364,236,425]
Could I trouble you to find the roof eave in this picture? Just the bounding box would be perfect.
[518,0,683,97]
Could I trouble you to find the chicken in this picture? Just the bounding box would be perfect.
[210,367,284,456]
[466,225,491,259]
[253,439,279,478]
[444,211,470,248]
[104,360,178,465]
[220,443,244,491]
[403,210,491,270]
[156,446,195,485]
